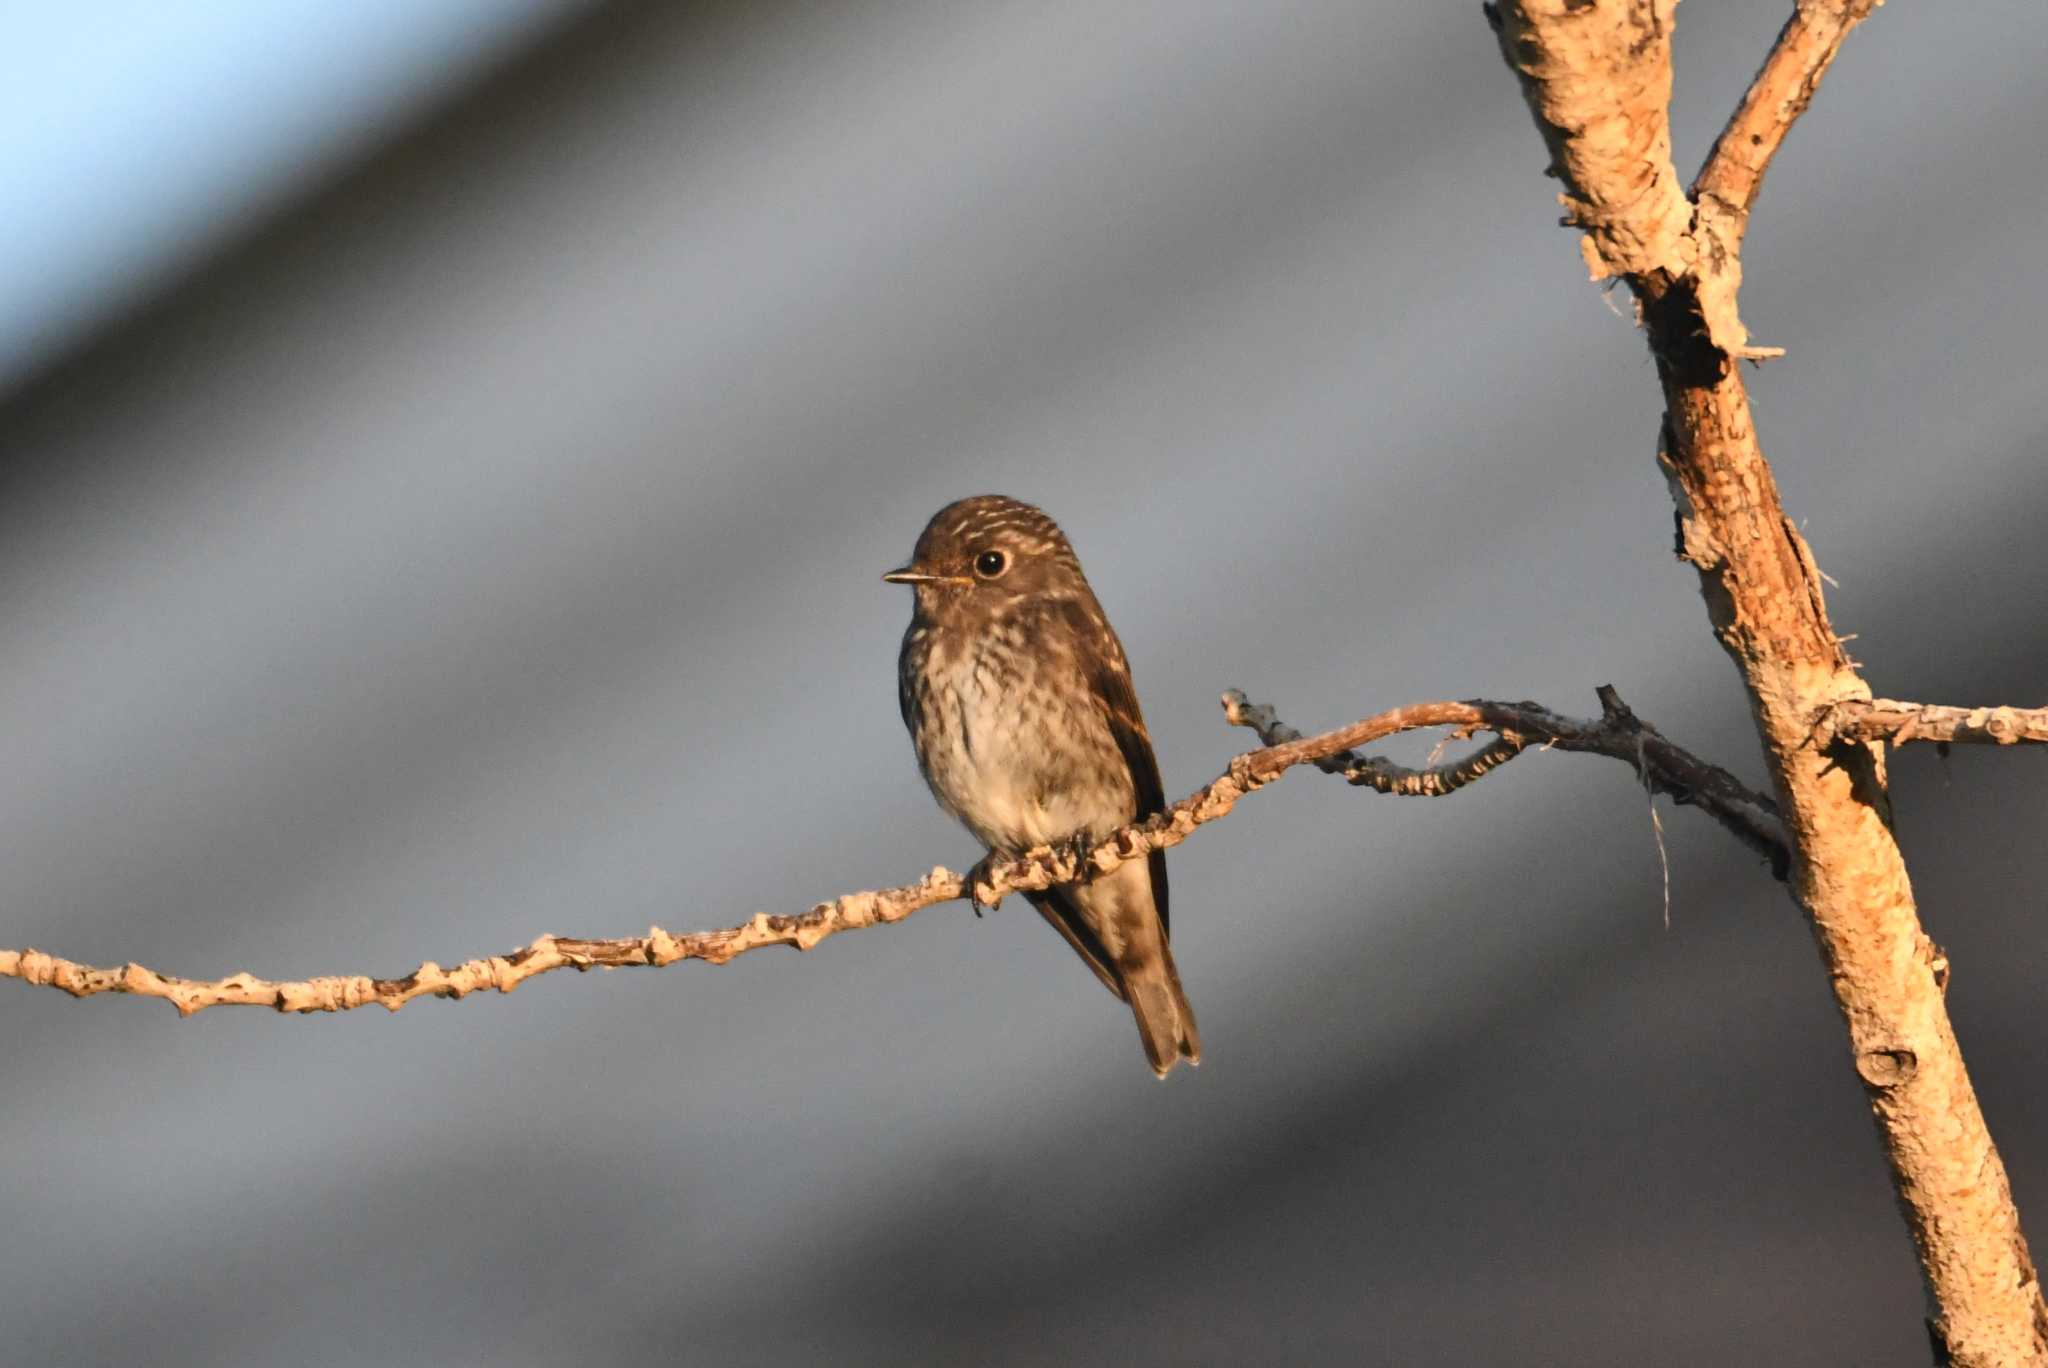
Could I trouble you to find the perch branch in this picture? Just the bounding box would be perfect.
[1489,1,2045,1362]
[1815,699,2048,750]
[2,687,1777,1018]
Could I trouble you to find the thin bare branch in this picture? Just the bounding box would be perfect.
[1219,691,1525,796]
[1695,0,1884,217]
[1686,0,1880,359]
[1,685,1784,1018]
[1815,699,2048,750]
[1222,687,1788,877]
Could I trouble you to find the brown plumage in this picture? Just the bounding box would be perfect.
[885,495,1199,1077]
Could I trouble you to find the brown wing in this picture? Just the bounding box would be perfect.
[1023,887,1127,1000]
[1060,599,1171,940]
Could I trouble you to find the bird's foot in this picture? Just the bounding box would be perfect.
[1055,832,1100,881]
[965,852,1006,916]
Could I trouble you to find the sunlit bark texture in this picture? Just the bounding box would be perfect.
[1486,1,2047,1361]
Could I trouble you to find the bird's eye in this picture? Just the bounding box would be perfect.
[974,549,1010,579]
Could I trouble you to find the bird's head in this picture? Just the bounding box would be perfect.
[883,495,1090,614]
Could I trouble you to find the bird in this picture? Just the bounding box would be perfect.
[884,494,1199,1077]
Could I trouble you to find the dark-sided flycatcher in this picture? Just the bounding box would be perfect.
[885,495,1199,1077]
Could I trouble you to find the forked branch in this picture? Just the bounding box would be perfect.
[1487,0,2046,1361]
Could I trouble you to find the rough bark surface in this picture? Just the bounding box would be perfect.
[1488,2,2046,1362]
[1817,699,2048,750]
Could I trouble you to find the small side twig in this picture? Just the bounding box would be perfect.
[1223,686,1790,879]
[1693,0,1884,218]
[1814,699,2048,750]
[1217,693,1524,796]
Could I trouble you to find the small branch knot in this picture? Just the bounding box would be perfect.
[1857,1048,1920,1089]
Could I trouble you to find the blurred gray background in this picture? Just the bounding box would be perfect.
[2,2,2043,1364]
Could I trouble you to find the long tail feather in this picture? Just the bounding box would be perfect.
[1124,942,1200,1078]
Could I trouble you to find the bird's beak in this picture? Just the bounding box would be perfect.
[882,565,949,585]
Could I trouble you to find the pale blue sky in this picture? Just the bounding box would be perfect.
[0,0,584,385]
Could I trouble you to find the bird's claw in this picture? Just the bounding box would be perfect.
[964,833,1105,918]
[965,853,1005,916]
